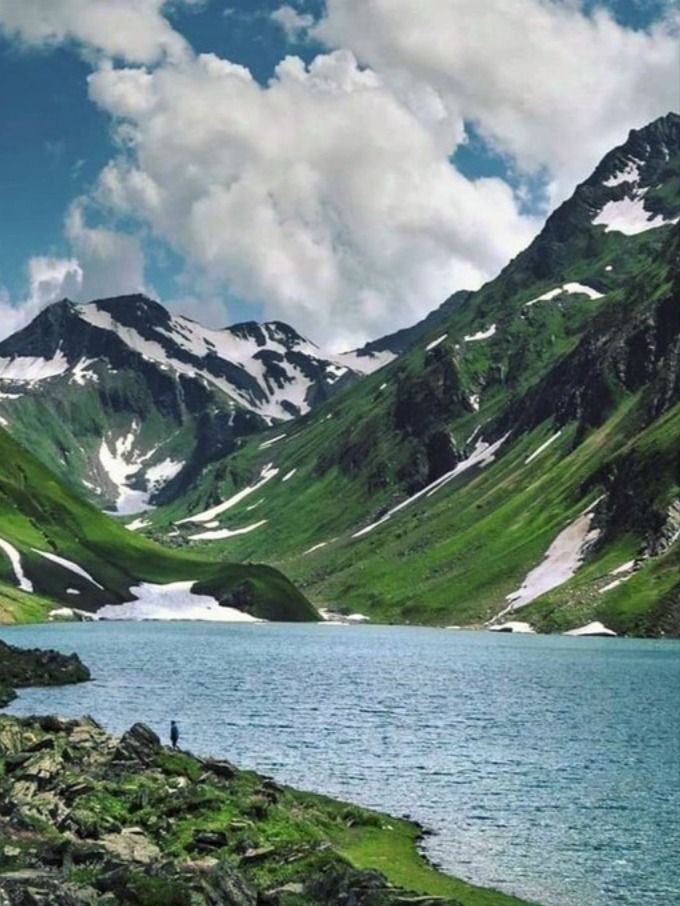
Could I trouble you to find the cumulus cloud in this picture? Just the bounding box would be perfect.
[271,5,315,40]
[0,0,191,64]
[0,258,81,340]
[1,0,676,347]
[0,210,146,341]
[314,0,680,204]
[65,203,146,301]
[87,50,537,348]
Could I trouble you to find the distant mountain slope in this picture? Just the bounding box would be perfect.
[143,113,680,636]
[354,290,472,357]
[0,426,315,623]
[0,296,394,513]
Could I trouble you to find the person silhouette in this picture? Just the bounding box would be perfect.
[170,720,179,750]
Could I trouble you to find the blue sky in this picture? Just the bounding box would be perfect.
[0,0,677,346]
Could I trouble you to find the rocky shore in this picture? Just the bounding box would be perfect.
[0,643,531,906]
[0,715,473,905]
[0,640,90,708]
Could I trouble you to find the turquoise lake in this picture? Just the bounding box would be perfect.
[1,622,678,906]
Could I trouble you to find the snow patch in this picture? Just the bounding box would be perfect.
[146,458,184,490]
[99,423,153,515]
[188,520,268,542]
[70,358,99,386]
[282,469,297,482]
[611,559,636,576]
[96,581,263,622]
[498,502,602,614]
[304,541,328,555]
[425,333,447,351]
[565,621,617,637]
[259,434,286,450]
[0,352,69,383]
[525,430,562,465]
[353,436,508,538]
[525,283,603,307]
[603,160,641,187]
[593,196,678,235]
[488,621,535,634]
[126,518,151,532]
[0,538,33,592]
[599,575,632,594]
[177,464,279,525]
[31,549,104,590]
[464,324,496,342]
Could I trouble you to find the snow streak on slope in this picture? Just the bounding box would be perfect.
[525,284,603,307]
[32,549,104,589]
[0,538,33,593]
[188,520,268,542]
[177,464,279,525]
[96,581,262,622]
[464,325,497,342]
[353,436,508,538]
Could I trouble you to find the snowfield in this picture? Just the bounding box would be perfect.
[96,581,263,622]
[593,196,678,235]
[0,353,69,383]
[497,501,602,615]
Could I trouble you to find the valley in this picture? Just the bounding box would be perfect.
[0,114,679,634]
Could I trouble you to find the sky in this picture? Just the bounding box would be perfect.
[0,1,678,350]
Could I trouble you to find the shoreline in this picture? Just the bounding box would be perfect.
[0,639,537,906]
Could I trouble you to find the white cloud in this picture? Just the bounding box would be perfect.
[313,0,680,205]
[0,211,146,341]
[87,50,537,348]
[0,258,81,340]
[1,0,676,348]
[65,202,146,301]
[0,0,191,64]
[271,5,315,40]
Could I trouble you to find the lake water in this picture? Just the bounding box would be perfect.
[1,622,678,906]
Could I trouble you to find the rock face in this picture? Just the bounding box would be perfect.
[0,640,90,707]
[0,715,473,906]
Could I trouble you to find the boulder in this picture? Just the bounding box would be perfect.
[113,723,161,764]
[99,828,161,866]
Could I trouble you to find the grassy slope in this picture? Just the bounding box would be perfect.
[0,429,316,622]
[142,226,679,633]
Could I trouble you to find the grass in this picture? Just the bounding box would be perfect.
[0,428,316,622]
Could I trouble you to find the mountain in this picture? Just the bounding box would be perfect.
[138,112,680,636]
[354,290,472,358]
[0,296,394,513]
[0,425,316,623]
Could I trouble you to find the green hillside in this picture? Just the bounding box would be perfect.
[0,428,316,623]
[139,116,680,635]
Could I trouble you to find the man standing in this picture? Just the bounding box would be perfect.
[170,720,179,750]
